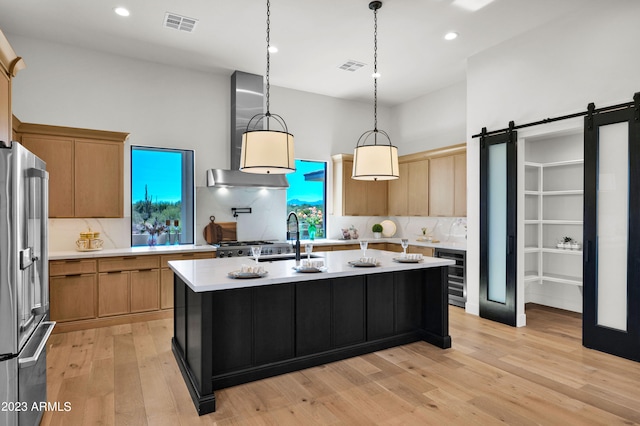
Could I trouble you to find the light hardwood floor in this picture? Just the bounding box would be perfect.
[41,304,640,425]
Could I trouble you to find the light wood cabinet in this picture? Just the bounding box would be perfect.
[49,251,214,332]
[16,122,128,218]
[49,259,98,322]
[0,29,25,147]
[408,160,429,216]
[332,154,388,216]
[130,269,160,313]
[428,149,467,217]
[98,272,130,317]
[159,252,215,309]
[454,153,467,216]
[386,243,434,257]
[50,274,97,322]
[388,162,409,216]
[21,135,75,217]
[0,71,9,145]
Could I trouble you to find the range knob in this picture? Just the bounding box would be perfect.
[218,252,225,258]
[237,250,243,256]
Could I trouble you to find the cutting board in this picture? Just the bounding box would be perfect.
[203,217,237,244]
[219,222,237,241]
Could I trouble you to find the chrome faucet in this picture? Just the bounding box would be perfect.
[286,212,301,262]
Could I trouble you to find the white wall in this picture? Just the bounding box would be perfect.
[466,1,640,319]
[391,82,466,154]
[8,34,390,249]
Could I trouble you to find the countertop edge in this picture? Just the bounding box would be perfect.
[49,244,217,260]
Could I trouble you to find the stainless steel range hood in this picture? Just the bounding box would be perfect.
[206,71,289,189]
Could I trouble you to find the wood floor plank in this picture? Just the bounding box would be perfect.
[44,304,640,425]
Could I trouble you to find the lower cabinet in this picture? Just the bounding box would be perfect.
[50,273,97,322]
[49,250,214,332]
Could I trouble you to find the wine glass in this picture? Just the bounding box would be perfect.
[401,239,409,257]
[251,246,262,265]
[305,243,313,261]
[359,240,368,258]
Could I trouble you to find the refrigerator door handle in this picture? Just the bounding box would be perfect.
[18,321,55,368]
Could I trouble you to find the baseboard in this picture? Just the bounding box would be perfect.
[52,309,173,333]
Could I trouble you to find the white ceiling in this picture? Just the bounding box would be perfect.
[0,0,598,106]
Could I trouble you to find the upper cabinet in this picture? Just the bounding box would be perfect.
[16,122,128,218]
[429,147,467,217]
[332,144,466,218]
[388,160,429,216]
[332,154,388,216]
[0,29,26,147]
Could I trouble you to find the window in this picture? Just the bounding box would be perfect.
[131,146,194,246]
[287,159,327,239]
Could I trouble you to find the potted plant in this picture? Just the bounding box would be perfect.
[372,223,383,239]
[562,236,573,250]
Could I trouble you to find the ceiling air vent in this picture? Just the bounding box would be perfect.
[338,60,366,72]
[164,12,198,33]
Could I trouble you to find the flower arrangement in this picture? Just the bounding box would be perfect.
[142,218,167,236]
[300,206,323,227]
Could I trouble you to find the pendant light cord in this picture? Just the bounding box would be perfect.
[265,0,271,123]
[373,6,378,133]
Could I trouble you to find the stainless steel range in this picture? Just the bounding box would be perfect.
[215,241,293,258]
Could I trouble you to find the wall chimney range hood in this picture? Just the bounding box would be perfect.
[206,71,289,189]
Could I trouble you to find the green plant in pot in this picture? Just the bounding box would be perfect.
[372,223,383,239]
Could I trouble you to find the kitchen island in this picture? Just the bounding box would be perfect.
[169,249,454,415]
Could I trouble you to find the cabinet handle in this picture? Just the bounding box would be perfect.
[65,259,82,263]
[136,269,154,272]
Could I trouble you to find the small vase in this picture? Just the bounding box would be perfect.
[374,232,382,239]
[147,234,157,247]
[308,224,316,241]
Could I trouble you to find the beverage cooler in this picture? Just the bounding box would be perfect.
[435,248,466,308]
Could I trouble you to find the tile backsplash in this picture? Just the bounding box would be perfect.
[328,215,467,242]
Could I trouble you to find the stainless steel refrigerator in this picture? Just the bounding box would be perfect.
[1,141,55,426]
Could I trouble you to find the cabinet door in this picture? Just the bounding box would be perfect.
[50,274,97,322]
[0,72,9,146]
[342,160,368,215]
[429,156,455,216]
[253,284,294,364]
[75,139,123,218]
[408,160,429,216]
[98,272,130,317]
[332,276,365,347]
[454,153,467,216]
[388,162,409,216]
[366,180,388,216]
[367,273,395,340]
[160,268,174,309]
[21,135,75,217]
[130,269,159,313]
[296,280,331,356]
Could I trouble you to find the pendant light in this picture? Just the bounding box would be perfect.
[240,0,295,174]
[352,1,399,181]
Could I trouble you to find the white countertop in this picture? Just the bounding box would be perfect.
[49,244,217,260]
[169,249,455,292]
[304,237,467,252]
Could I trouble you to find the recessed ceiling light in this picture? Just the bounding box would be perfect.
[371,72,381,79]
[268,45,278,53]
[444,32,459,41]
[114,7,130,17]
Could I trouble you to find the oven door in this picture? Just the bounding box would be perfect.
[18,320,55,426]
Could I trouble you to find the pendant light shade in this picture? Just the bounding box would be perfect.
[352,0,399,181]
[352,130,399,180]
[240,0,295,175]
[240,114,295,174]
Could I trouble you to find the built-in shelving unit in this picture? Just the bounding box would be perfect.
[524,159,584,287]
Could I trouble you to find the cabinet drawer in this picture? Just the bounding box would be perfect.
[160,252,214,268]
[50,274,97,322]
[50,259,97,276]
[408,245,434,257]
[98,255,159,272]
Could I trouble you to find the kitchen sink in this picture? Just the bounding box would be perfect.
[258,254,322,262]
